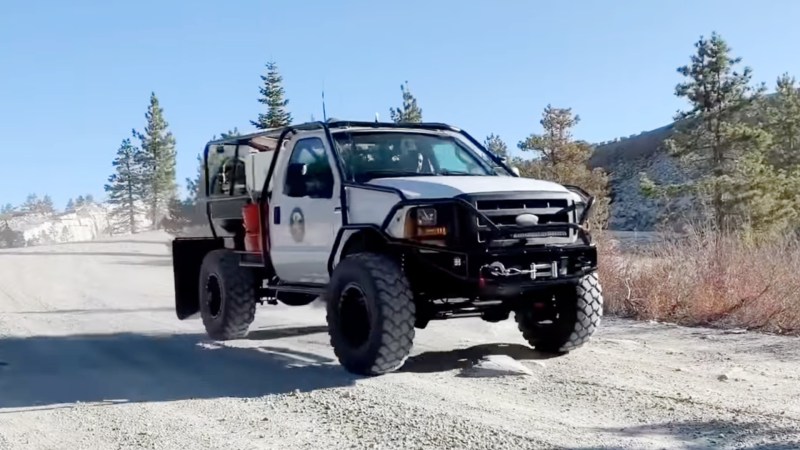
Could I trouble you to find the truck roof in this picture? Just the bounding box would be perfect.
[205,120,466,148]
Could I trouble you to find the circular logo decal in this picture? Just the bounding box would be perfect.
[289,207,305,242]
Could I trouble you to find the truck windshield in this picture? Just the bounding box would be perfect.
[332,131,500,183]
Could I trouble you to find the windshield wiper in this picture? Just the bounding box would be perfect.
[360,170,434,179]
[439,169,485,176]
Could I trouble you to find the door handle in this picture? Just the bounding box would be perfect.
[334,206,342,212]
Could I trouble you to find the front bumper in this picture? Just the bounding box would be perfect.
[404,243,598,300]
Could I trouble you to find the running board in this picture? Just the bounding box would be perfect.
[261,280,326,296]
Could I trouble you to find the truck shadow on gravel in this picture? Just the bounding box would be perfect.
[0,330,356,411]
[401,342,557,373]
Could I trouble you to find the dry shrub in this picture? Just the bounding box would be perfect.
[595,226,800,335]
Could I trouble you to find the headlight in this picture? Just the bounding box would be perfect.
[409,207,447,240]
[385,205,450,244]
[415,207,437,227]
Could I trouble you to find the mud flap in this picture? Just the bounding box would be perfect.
[172,237,224,320]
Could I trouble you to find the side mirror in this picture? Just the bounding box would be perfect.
[285,163,308,197]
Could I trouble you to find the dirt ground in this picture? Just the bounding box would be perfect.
[1,232,798,449]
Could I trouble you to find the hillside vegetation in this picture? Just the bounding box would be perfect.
[593,32,800,335]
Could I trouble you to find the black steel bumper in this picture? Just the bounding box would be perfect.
[401,243,598,300]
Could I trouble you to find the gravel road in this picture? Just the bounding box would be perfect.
[1,232,799,449]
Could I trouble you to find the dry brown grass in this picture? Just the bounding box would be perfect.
[596,227,800,335]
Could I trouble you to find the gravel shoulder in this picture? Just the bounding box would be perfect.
[1,232,799,450]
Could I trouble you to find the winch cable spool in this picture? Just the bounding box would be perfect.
[480,261,559,279]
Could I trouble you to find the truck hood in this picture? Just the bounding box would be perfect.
[366,175,570,199]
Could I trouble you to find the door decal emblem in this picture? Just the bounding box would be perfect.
[289,207,305,242]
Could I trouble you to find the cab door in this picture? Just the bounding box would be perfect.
[268,133,342,284]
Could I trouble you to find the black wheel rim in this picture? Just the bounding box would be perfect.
[338,282,371,349]
[206,275,223,319]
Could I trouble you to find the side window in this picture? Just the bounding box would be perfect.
[209,156,247,197]
[284,137,335,198]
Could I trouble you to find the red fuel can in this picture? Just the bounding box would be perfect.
[242,203,261,253]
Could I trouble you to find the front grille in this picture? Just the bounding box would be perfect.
[464,193,576,245]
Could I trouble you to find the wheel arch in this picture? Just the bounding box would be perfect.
[328,226,389,274]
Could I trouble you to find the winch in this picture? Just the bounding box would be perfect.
[479,261,561,280]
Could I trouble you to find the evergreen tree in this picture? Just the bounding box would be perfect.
[483,133,508,158]
[40,195,55,214]
[133,92,178,228]
[21,194,39,213]
[60,225,74,242]
[104,138,146,234]
[251,61,292,129]
[765,73,800,168]
[185,153,204,204]
[65,198,75,213]
[0,204,14,218]
[75,195,85,208]
[651,32,766,232]
[0,222,24,248]
[390,81,423,123]
[84,194,94,204]
[160,196,190,234]
[517,105,611,230]
[19,194,54,215]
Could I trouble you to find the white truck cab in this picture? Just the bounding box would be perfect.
[172,120,603,376]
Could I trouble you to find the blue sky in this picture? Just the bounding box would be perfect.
[3,1,800,209]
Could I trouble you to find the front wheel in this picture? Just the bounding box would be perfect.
[515,272,603,353]
[325,252,416,376]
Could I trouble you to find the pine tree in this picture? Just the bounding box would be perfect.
[104,138,146,234]
[75,195,85,208]
[652,32,766,232]
[0,204,14,217]
[65,198,75,213]
[21,194,39,213]
[517,105,611,230]
[19,194,53,215]
[390,81,423,123]
[765,73,800,168]
[134,92,177,228]
[84,194,94,204]
[0,222,24,248]
[161,196,190,234]
[251,61,292,129]
[40,195,54,214]
[483,134,508,158]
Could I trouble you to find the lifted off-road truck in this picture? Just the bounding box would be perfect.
[171,120,603,375]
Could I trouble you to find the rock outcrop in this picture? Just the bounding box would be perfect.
[590,123,692,231]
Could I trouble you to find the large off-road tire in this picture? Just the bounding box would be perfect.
[198,249,257,340]
[514,272,603,353]
[325,252,416,376]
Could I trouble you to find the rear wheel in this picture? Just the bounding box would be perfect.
[515,272,603,353]
[198,249,257,340]
[325,252,416,376]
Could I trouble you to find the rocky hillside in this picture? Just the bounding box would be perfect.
[0,203,164,247]
[589,123,692,231]
[2,204,114,246]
